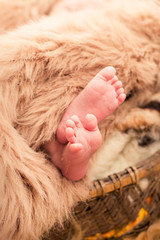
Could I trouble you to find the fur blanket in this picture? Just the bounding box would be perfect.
[0,0,160,239]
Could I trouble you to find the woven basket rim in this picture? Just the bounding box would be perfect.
[88,150,160,200]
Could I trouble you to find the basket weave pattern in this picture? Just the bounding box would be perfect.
[46,151,160,239]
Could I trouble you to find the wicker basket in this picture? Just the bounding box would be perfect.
[45,150,160,240]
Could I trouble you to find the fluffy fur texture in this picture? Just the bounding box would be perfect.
[0,0,160,239]
[0,0,59,34]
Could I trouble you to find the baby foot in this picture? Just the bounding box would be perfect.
[57,66,126,144]
[61,114,102,181]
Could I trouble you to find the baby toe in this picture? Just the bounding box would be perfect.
[113,80,122,89]
[110,75,118,85]
[117,88,124,96]
[66,119,75,128]
[85,114,98,131]
[117,93,126,103]
[70,143,83,153]
[71,115,82,128]
[66,127,76,143]
[97,66,116,81]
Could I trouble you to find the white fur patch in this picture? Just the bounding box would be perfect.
[89,131,160,181]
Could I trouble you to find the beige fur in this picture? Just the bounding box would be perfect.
[0,0,60,34]
[0,0,160,239]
